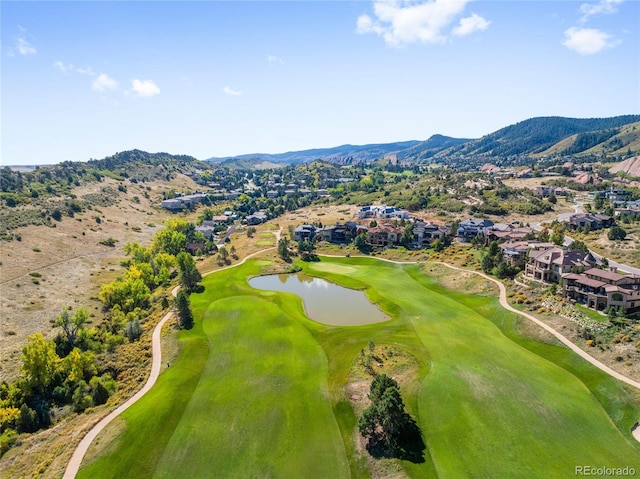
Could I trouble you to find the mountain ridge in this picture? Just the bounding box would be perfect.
[207,114,640,168]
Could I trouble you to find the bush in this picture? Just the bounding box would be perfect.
[0,429,18,456]
[608,226,627,241]
[99,238,118,247]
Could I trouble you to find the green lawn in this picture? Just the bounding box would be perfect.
[79,256,640,478]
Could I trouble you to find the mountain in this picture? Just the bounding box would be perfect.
[444,115,640,158]
[394,134,471,162]
[207,141,421,165]
[206,115,640,168]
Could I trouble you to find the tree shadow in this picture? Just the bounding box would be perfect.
[365,415,426,464]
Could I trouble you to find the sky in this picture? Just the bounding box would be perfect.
[2,0,639,166]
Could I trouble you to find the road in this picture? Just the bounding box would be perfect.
[216,223,237,249]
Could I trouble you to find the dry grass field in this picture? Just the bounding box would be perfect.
[0,174,200,381]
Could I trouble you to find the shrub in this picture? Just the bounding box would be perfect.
[99,238,118,247]
[0,429,18,456]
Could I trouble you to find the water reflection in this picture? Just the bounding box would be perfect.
[249,273,389,326]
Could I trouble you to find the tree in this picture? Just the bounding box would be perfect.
[551,225,565,246]
[176,252,202,292]
[358,374,422,457]
[608,226,627,241]
[125,319,143,342]
[55,307,88,350]
[568,240,589,253]
[98,278,150,314]
[400,224,414,247]
[354,233,368,253]
[481,254,495,274]
[593,192,604,210]
[277,238,290,261]
[297,240,316,261]
[175,291,194,329]
[21,334,60,394]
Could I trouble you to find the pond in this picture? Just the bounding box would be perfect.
[249,273,389,326]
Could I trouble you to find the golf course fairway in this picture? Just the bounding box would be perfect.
[78,256,640,478]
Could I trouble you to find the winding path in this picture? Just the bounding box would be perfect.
[63,230,280,479]
[63,241,639,476]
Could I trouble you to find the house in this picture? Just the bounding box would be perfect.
[413,221,449,247]
[185,242,205,255]
[524,247,598,283]
[562,268,640,314]
[367,225,402,246]
[531,186,556,198]
[485,226,535,244]
[357,205,409,220]
[195,224,216,240]
[499,241,553,268]
[266,190,279,198]
[161,199,183,210]
[179,193,208,206]
[318,222,362,243]
[567,213,614,230]
[244,211,268,225]
[589,187,631,202]
[456,218,494,241]
[293,224,317,242]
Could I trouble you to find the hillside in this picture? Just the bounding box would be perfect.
[609,155,640,178]
[394,134,471,162]
[444,115,640,158]
[207,140,421,165]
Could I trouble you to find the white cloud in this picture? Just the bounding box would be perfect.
[356,0,488,46]
[267,54,284,64]
[452,13,491,36]
[562,27,620,54]
[223,86,243,96]
[131,79,160,97]
[92,73,119,92]
[53,61,72,74]
[579,0,623,22]
[76,66,95,76]
[8,27,36,56]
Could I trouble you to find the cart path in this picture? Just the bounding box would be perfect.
[63,235,279,479]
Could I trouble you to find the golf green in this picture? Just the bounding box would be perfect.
[78,256,640,478]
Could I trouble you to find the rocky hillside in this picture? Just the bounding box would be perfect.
[610,156,640,178]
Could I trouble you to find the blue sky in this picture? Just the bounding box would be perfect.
[2,0,639,165]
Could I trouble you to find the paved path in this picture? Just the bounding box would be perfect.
[63,230,280,478]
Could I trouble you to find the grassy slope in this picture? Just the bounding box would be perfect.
[79,257,640,479]
[304,257,640,477]
[79,261,349,479]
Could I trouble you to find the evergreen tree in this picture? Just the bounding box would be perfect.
[175,290,194,329]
